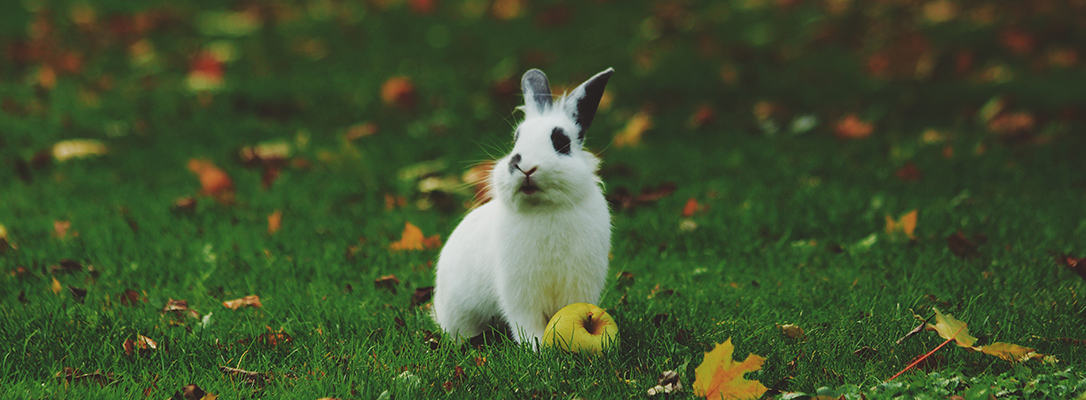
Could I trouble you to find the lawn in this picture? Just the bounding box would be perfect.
[2,1,1085,399]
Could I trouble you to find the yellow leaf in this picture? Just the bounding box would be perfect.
[978,342,1045,362]
[389,222,441,251]
[267,210,282,235]
[614,111,652,148]
[692,338,768,400]
[884,209,918,240]
[51,277,62,294]
[925,308,977,348]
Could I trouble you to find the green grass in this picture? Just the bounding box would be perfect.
[3,1,1086,399]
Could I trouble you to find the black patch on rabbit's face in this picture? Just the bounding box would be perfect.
[509,153,522,174]
[551,128,571,155]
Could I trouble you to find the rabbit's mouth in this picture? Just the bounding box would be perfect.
[519,182,541,195]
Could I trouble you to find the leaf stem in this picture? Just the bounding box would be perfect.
[886,323,966,382]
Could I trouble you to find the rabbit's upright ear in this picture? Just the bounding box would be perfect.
[522,69,553,115]
[563,68,614,142]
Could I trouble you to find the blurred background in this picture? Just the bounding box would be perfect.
[2,0,1084,153]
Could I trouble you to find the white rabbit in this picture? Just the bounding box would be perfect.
[432,68,614,348]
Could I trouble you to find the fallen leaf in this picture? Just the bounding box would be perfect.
[53,220,75,238]
[173,383,217,400]
[884,210,918,240]
[51,277,62,294]
[172,196,198,213]
[682,197,705,217]
[1057,254,1086,280]
[389,222,441,251]
[835,114,873,139]
[68,285,87,303]
[946,231,979,258]
[50,259,83,274]
[647,370,683,396]
[222,295,262,310]
[411,286,434,306]
[978,342,1044,362]
[267,210,282,235]
[51,139,107,162]
[55,367,117,387]
[381,76,416,110]
[219,366,268,386]
[925,308,977,348]
[345,122,378,141]
[123,334,158,357]
[895,163,922,182]
[187,50,225,92]
[0,223,11,252]
[163,298,200,320]
[238,140,292,167]
[689,104,715,128]
[614,111,652,148]
[186,159,234,204]
[607,182,677,211]
[491,0,525,20]
[777,324,805,339]
[375,275,400,293]
[692,338,768,400]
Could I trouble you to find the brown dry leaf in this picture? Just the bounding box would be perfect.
[173,383,218,400]
[123,334,158,357]
[51,139,107,162]
[267,210,282,235]
[163,298,200,319]
[925,308,977,348]
[691,338,768,400]
[834,114,873,139]
[186,159,235,203]
[884,210,918,240]
[412,286,434,306]
[389,222,441,251]
[222,295,263,310]
[614,111,652,148]
[381,76,416,110]
[375,275,400,293]
[608,183,677,211]
[463,162,494,207]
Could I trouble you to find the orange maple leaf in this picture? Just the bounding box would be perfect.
[884,210,918,240]
[692,338,768,400]
[389,222,441,251]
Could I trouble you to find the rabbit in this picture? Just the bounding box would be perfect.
[432,67,614,349]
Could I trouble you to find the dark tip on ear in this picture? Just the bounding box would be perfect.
[522,69,552,114]
[573,68,614,141]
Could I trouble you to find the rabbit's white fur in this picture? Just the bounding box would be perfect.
[432,68,614,348]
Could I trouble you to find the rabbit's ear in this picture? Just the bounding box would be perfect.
[522,69,553,115]
[563,68,614,142]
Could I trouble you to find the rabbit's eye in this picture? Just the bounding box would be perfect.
[551,128,571,155]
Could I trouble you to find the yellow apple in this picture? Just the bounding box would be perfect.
[543,303,619,356]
